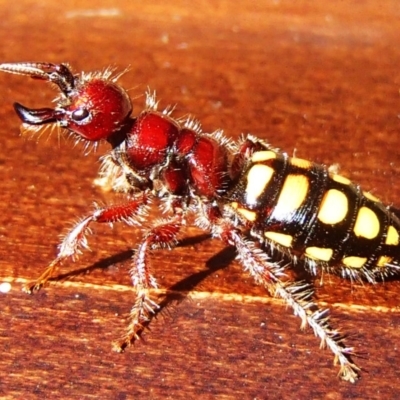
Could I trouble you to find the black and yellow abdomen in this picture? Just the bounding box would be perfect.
[228,149,400,277]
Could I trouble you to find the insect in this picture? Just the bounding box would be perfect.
[1,62,399,383]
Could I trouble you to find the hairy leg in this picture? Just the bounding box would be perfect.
[23,192,149,293]
[113,213,183,351]
[205,205,359,383]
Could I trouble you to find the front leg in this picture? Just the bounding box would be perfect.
[113,214,183,352]
[23,192,149,293]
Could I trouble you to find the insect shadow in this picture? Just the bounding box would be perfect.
[50,233,236,309]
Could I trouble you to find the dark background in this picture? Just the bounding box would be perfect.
[1,1,400,398]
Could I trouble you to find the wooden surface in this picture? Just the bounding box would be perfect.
[1,1,400,398]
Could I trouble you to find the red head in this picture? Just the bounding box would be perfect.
[0,62,132,142]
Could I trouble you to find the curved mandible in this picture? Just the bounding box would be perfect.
[0,62,75,94]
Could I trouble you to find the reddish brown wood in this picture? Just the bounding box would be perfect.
[1,0,400,398]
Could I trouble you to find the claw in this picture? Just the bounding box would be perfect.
[14,102,59,125]
[0,62,56,79]
[22,282,41,294]
[0,62,75,94]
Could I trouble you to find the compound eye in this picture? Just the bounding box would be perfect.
[71,107,90,123]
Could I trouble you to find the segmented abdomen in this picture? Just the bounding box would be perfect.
[228,149,400,274]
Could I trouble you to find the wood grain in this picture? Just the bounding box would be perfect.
[1,0,400,398]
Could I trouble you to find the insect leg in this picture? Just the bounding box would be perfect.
[213,219,359,383]
[113,213,183,352]
[23,192,149,293]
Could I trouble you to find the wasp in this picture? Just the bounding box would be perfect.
[1,62,399,383]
